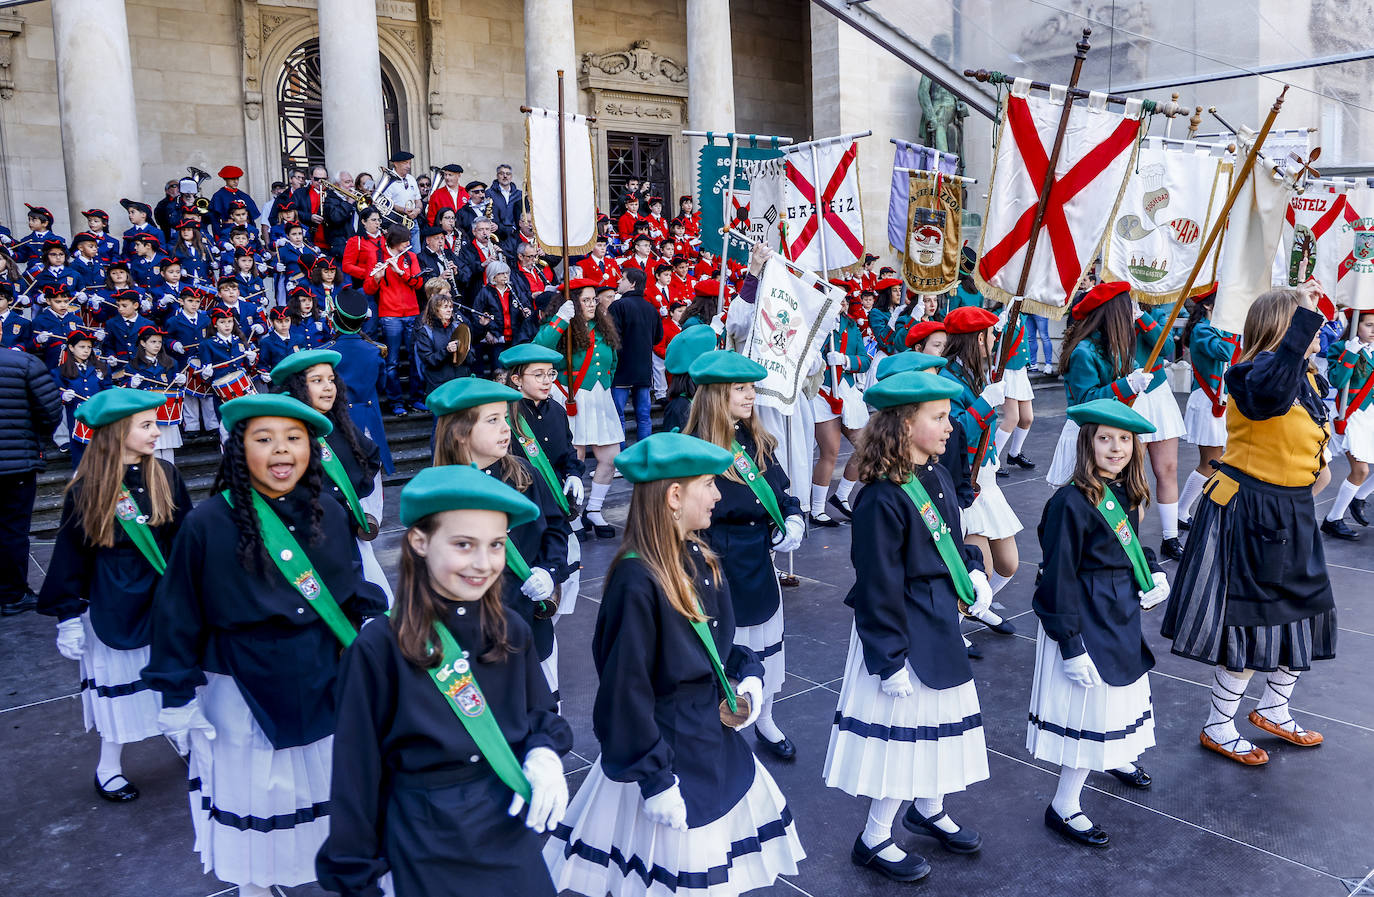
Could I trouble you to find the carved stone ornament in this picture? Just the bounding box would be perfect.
[0,12,23,102]
[582,40,687,85]
[1021,1,1150,53]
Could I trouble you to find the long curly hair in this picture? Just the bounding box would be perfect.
[854,405,922,485]
[275,368,368,466]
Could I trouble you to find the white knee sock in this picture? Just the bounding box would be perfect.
[1204,666,1256,753]
[994,427,1013,456]
[1157,501,1179,540]
[1007,425,1031,457]
[754,691,785,744]
[836,477,857,502]
[1327,478,1360,522]
[586,481,610,526]
[911,795,959,833]
[1051,766,1092,831]
[862,797,906,860]
[1356,478,1374,500]
[989,570,1012,596]
[1179,471,1209,521]
[237,884,274,897]
[96,739,123,784]
[1256,666,1305,733]
[811,482,829,516]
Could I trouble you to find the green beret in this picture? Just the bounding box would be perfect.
[270,349,341,383]
[664,327,719,375]
[1066,398,1156,435]
[428,377,522,417]
[863,370,962,410]
[400,464,540,528]
[875,351,947,380]
[499,343,564,371]
[73,388,166,429]
[613,432,734,483]
[219,394,333,437]
[688,350,767,385]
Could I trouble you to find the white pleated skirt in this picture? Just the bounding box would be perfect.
[1338,404,1374,462]
[545,756,805,897]
[540,634,560,699]
[1003,366,1034,401]
[1134,382,1186,443]
[823,627,989,800]
[357,538,394,607]
[557,383,625,447]
[1025,625,1155,772]
[79,613,161,745]
[557,534,582,618]
[1047,419,1080,488]
[1183,389,1228,447]
[735,604,785,699]
[187,673,332,889]
[810,393,839,424]
[156,423,183,450]
[962,463,1023,541]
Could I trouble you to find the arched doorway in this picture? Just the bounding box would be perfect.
[275,39,402,178]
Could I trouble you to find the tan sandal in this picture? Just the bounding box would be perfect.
[1247,710,1323,746]
[1200,730,1269,765]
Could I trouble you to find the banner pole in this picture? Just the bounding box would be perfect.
[555,70,574,378]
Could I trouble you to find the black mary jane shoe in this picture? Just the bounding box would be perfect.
[94,773,140,803]
[1,591,38,616]
[1351,498,1370,527]
[996,466,1011,478]
[902,807,982,854]
[1107,764,1152,789]
[1177,516,1191,531]
[1044,805,1109,848]
[755,730,797,761]
[809,511,840,528]
[982,616,1017,635]
[850,835,932,882]
[965,641,984,660]
[828,494,854,519]
[1321,517,1360,541]
[581,512,616,540]
[1159,537,1185,560]
[1008,452,1037,470]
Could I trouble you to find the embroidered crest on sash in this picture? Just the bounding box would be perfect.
[733,453,755,481]
[445,673,486,717]
[920,501,940,533]
[518,433,539,459]
[294,571,322,599]
[1114,517,1133,547]
[320,443,333,462]
[115,494,139,521]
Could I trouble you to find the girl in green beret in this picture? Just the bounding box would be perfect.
[39,389,192,804]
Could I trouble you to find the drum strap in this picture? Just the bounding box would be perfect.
[896,474,976,607]
[1192,366,1227,418]
[114,484,167,575]
[565,324,598,416]
[316,436,371,532]
[1092,490,1155,592]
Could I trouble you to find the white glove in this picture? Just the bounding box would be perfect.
[507,746,568,834]
[643,778,689,831]
[805,352,825,377]
[86,294,101,308]
[771,514,805,553]
[1061,652,1105,689]
[129,374,143,388]
[1132,301,1145,321]
[93,328,106,341]
[61,388,76,402]
[563,475,584,504]
[56,618,85,661]
[140,298,152,313]
[245,348,258,362]
[259,371,272,384]
[881,665,914,698]
[275,260,286,273]
[967,568,994,617]
[733,676,764,730]
[520,567,556,603]
[1139,570,1170,610]
[555,300,574,321]
[659,305,668,317]
[1125,367,1151,394]
[709,310,727,335]
[826,350,849,370]
[173,372,186,385]
[979,380,1006,407]
[251,323,265,336]
[37,330,51,343]
[157,699,217,756]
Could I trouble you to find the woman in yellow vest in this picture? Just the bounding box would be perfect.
[1161,289,1335,766]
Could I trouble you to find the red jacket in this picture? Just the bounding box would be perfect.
[426,185,471,227]
[364,250,422,317]
[575,254,622,288]
[617,211,641,240]
[342,232,387,286]
[668,273,696,305]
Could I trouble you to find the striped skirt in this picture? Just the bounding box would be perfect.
[78,613,161,745]
[735,603,785,700]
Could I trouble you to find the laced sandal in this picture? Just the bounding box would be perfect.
[1248,710,1323,746]
[1199,729,1269,765]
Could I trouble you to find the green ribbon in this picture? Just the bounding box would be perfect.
[897,475,976,607]
[730,440,786,530]
[512,416,569,515]
[426,617,532,800]
[221,490,358,647]
[1094,491,1156,593]
[317,436,370,533]
[113,484,166,575]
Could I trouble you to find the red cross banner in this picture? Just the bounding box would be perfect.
[975,79,1144,315]
[1272,185,1374,312]
[780,140,865,272]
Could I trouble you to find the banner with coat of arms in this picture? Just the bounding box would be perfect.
[740,256,845,412]
[1271,185,1374,311]
[903,170,961,293]
[696,144,785,263]
[1101,138,1231,305]
[888,139,958,251]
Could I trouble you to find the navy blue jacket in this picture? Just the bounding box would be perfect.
[0,348,61,474]
[326,331,392,472]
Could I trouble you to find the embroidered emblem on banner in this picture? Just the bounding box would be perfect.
[760,306,799,356]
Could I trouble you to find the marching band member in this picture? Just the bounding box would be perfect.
[215,277,266,341]
[823,371,991,883]
[1320,308,1374,537]
[201,308,256,411]
[101,289,151,366]
[288,284,332,349]
[473,259,535,372]
[310,255,344,319]
[208,165,260,226]
[128,234,167,292]
[0,287,32,348]
[415,280,478,391]
[144,394,387,897]
[685,350,806,761]
[39,389,191,802]
[31,285,84,369]
[171,219,212,287]
[317,465,572,897]
[545,432,805,896]
[79,210,121,264]
[424,162,469,227]
[126,326,185,462]
[55,328,110,466]
[1161,290,1336,765]
[575,233,622,289]
[120,199,164,259]
[257,306,300,379]
[810,301,871,525]
[69,233,107,292]
[1030,399,1165,847]
[164,288,218,437]
[364,224,424,416]
[1179,288,1237,526]
[14,204,62,270]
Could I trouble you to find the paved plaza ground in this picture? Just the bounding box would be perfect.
[2,381,1371,897]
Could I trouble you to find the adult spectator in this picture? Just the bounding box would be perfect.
[489,163,524,243]
[608,266,662,443]
[153,180,180,237]
[291,164,332,251]
[0,349,61,615]
[322,172,357,258]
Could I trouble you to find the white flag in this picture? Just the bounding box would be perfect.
[1333,189,1374,311]
[525,109,597,254]
[779,140,865,272]
[1213,157,1295,334]
[741,256,844,412]
[1270,185,1374,312]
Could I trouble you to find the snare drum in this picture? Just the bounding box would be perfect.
[184,366,211,396]
[72,420,92,444]
[212,370,257,401]
[157,389,184,425]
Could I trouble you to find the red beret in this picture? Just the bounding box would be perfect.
[1071,281,1131,320]
[219,165,244,179]
[904,320,946,348]
[874,277,904,291]
[137,325,166,340]
[944,306,998,334]
[567,277,599,292]
[694,278,722,297]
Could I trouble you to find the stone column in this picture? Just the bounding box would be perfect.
[686,0,736,136]
[50,0,142,234]
[318,0,389,177]
[523,0,577,111]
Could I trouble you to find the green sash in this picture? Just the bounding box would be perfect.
[730,440,785,530]
[221,490,358,647]
[114,485,166,575]
[512,417,569,515]
[505,538,532,580]
[426,618,532,800]
[624,551,736,712]
[897,475,976,607]
[317,436,370,532]
[1094,492,1155,592]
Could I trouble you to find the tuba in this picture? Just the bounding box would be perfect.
[187,167,213,215]
[370,164,409,227]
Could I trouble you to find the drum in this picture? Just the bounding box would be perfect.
[72,420,92,444]
[184,366,211,396]
[212,370,256,401]
[157,389,184,426]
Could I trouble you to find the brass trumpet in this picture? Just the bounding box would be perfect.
[324,179,373,214]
